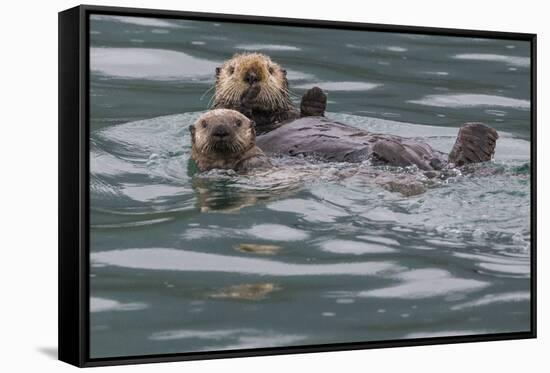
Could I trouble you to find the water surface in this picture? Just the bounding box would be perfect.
[89,15,531,358]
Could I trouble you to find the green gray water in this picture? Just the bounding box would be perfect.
[88,15,531,358]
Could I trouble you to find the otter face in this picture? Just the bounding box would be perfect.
[190,109,256,155]
[214,53,290,111]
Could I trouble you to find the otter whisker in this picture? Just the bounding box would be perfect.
[261,85,277,110]
[281,87,299,101]
[208,88,221,108]
[223,85,241,107]
[284,86,299,98]
[200,84,216,102]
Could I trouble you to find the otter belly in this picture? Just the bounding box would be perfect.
[256,117,447,171]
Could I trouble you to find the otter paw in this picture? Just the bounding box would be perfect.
[300,86,327,117]
[240,84,262,108]
[448,122,499,166]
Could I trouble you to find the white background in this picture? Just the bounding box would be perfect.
[0,0,546,371]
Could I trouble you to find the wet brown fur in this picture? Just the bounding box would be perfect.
[212,53,299,131]
[190,109,271,173]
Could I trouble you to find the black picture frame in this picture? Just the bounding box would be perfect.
[58,4,537,367]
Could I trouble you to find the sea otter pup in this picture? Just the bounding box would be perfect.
[189,109,271,173]
[212,53,498,170]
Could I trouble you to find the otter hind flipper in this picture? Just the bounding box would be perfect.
[300,86,327,117]
[448,123,499,166]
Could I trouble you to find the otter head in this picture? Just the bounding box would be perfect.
[190,109,256,155]
[213,53,292,112]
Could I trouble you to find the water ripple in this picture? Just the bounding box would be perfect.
[409,94,530,109]
[90,297,148,312]
[91,47,219,80]
[91,248,400,276]
[359,269,489,299]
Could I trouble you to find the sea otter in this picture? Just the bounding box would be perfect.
[189,109,272,173]
[189,109,452,201]
[212,53,498,170]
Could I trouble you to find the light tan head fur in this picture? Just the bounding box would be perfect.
[190,109,256,156]
[213,53,292,111]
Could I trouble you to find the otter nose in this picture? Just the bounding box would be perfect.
[245,71,259,85]
[212,126,230,139]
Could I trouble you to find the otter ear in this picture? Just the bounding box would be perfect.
[189,124,196,144]
[215,67,221,78]
[281,69,287,77]
[249,120,256,128]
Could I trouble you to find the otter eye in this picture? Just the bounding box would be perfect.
[228,66,235,75]
[235,120,242,127]
[201,120,207,128]
[268,66,274,75]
